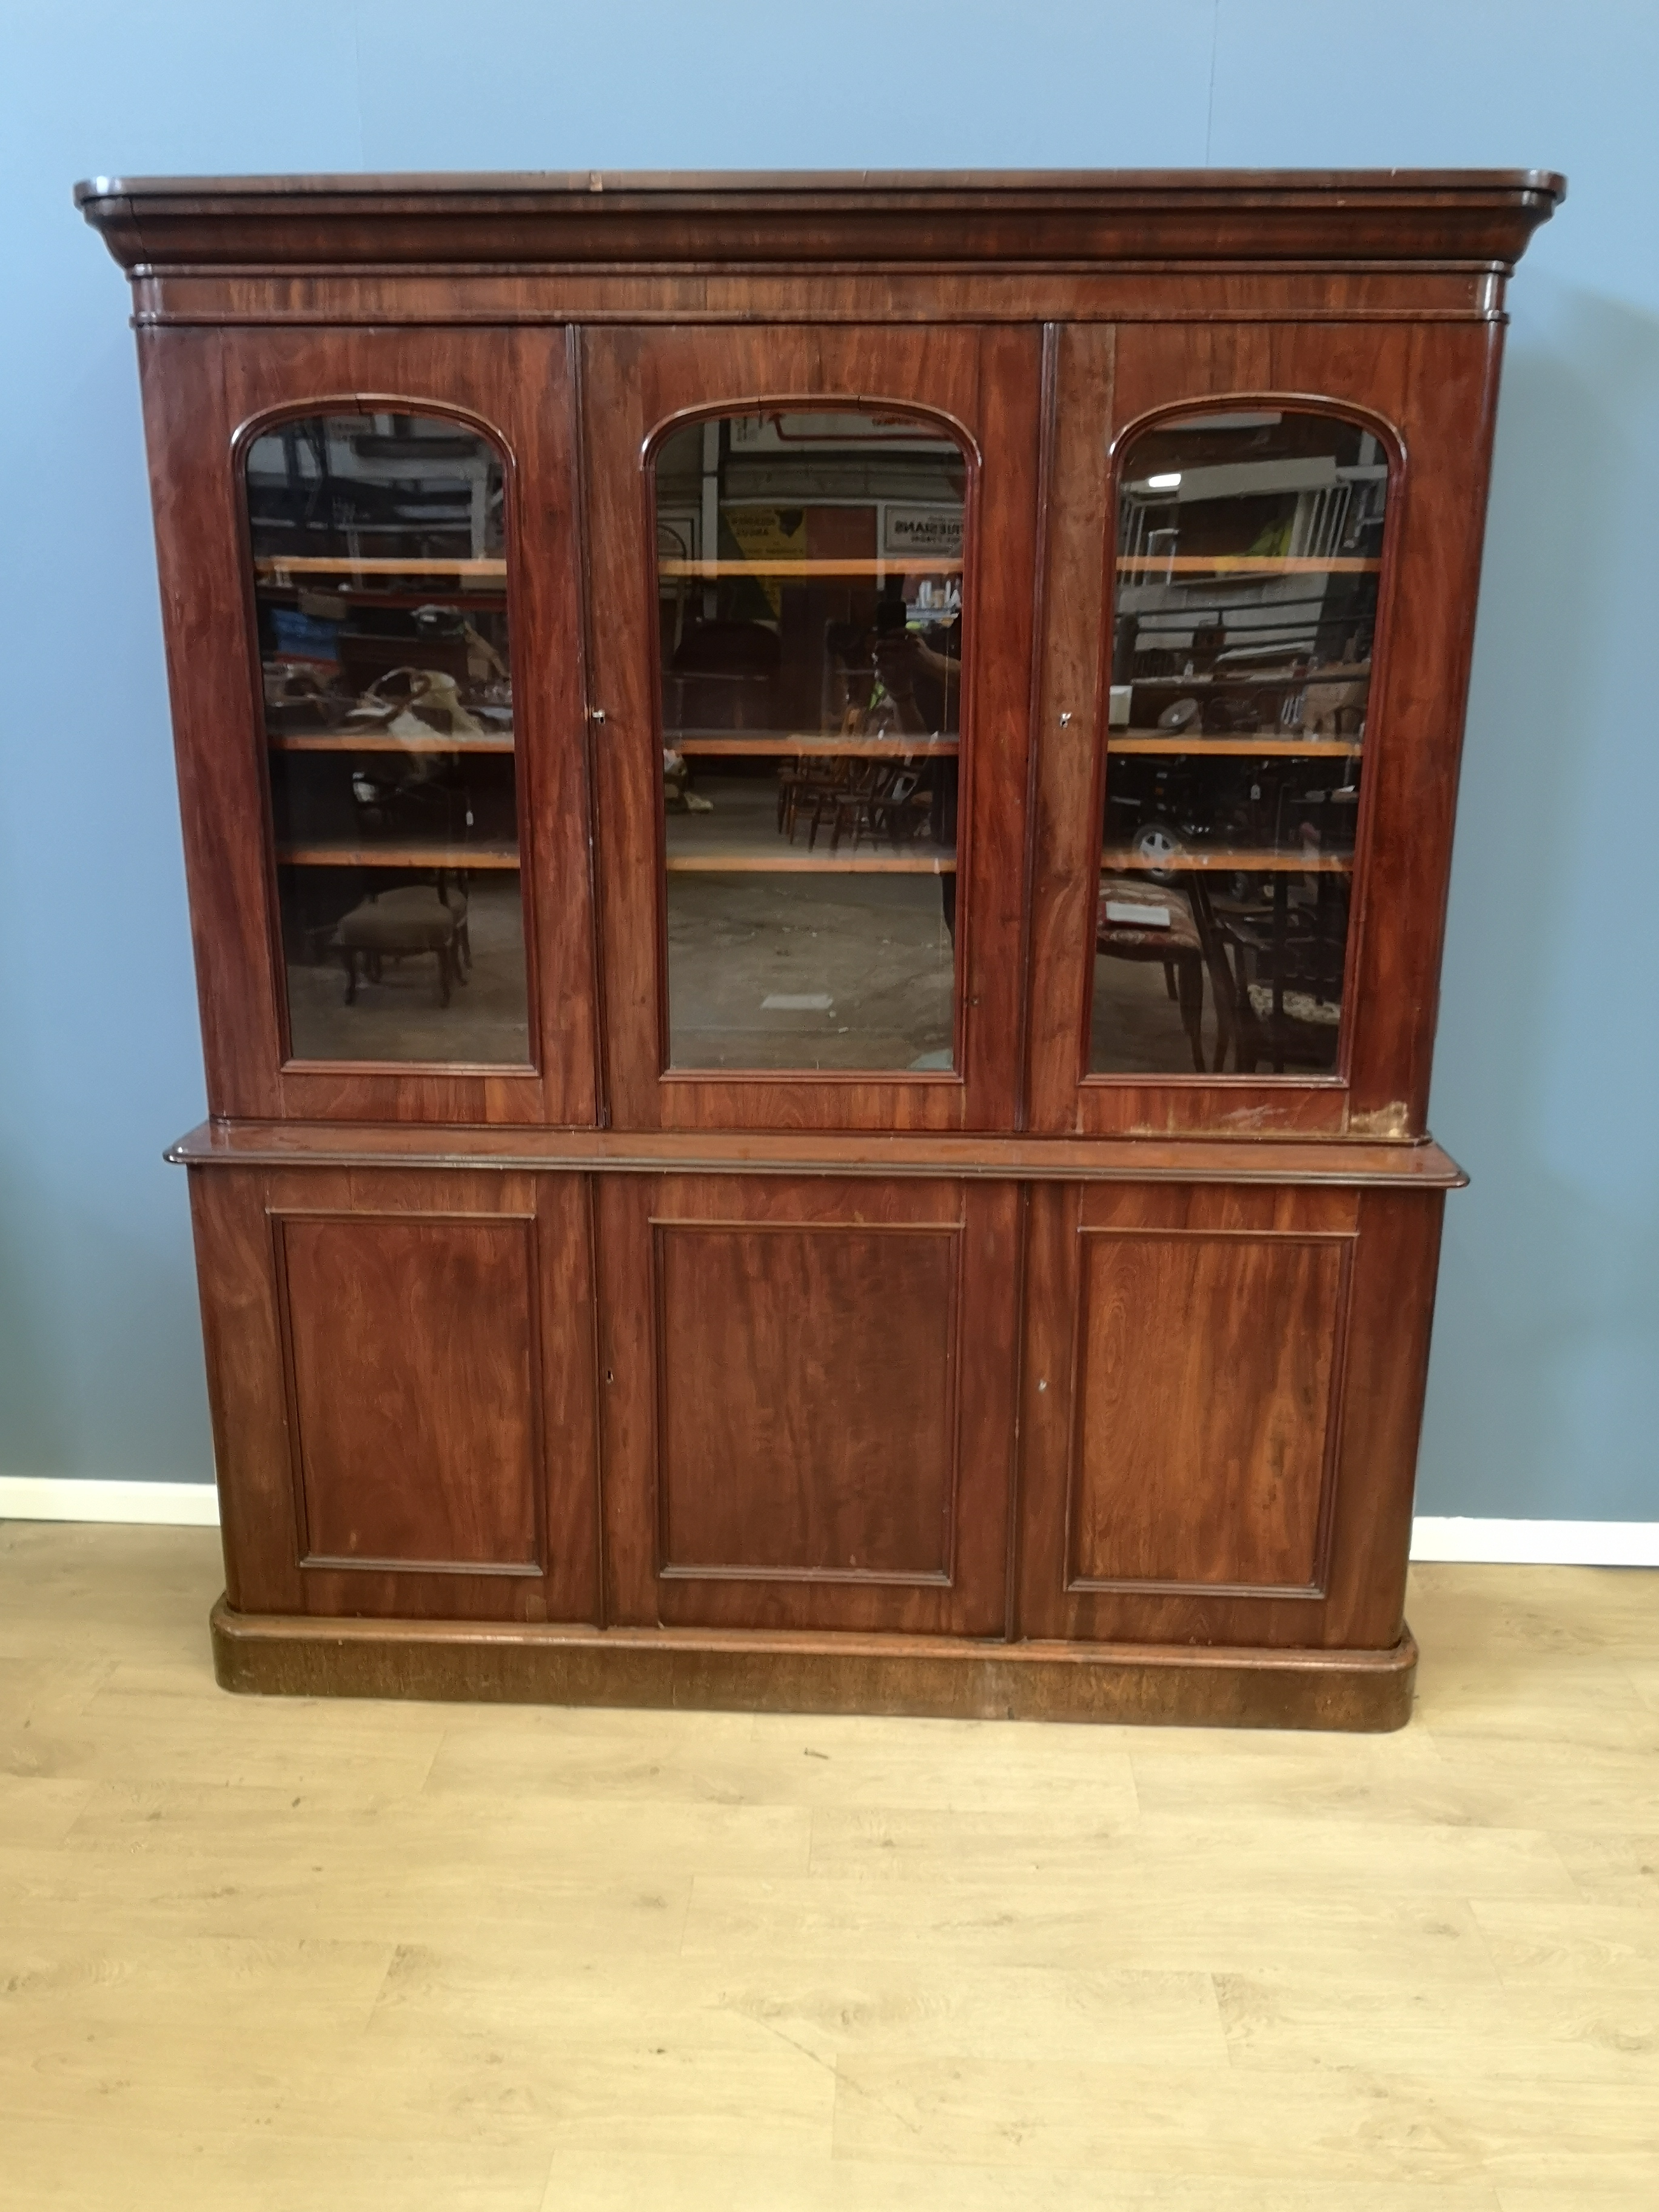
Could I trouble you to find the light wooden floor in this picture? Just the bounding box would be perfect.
[2,1525,1656,2210]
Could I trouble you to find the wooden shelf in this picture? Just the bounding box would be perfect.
[1107,735,1360,757]
[666,846,955,874]
[269,729,515,754]
[254,556,506,578]
[1130,669,1370,691]
[1101,847,1355,875]
[669,734,959,757]
[257,583,508,610]
[276,841,520,870]
[1116,555,1380,574]
[659,558,963,578]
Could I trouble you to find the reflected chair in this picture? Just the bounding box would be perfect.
[338,882,470,1008]
[1095,874,1207,1073]
[856,768,933,851]
[1204,876,1347,1073]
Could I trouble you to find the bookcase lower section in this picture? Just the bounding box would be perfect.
[182,1127,1457,1734]
[210,1600,1419,1732]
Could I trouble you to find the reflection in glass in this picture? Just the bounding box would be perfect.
[1090,409,1387,1078]
[654,410,966,1070]
[247,412,529,1065]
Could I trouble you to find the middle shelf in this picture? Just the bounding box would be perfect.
[269,730,517,754]
[276,841,521,870]
[1099,846,1355,875]
[1107,734,1361,758]
[666,845,956,874]
[668,732,959,758]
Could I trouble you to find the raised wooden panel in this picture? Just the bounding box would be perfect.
[655,1222,958,1578]
[1070,1229,1349,1592]
[1012,1178,1411,1649]
[596,1173,1017,1637]
[275,1212,541,1572]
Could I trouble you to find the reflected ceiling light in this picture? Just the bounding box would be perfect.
[1146,471,1182,489]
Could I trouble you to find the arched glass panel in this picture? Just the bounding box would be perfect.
[652,408,967,1071]
[1090,407,1388,1078]
[246,411,529,1065]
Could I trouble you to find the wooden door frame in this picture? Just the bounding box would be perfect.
[138,322,601,1126]
[1023,317,1506,1139]
[579,321,1044,1133]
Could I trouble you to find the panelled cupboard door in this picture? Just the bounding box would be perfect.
[580,324,1042,1131]
[139,324,598,1125]
[1024,318,1504,1139]
[187,1165,601,1623]
[1015,1181,1444,1651]
[594,1175,1021,1634]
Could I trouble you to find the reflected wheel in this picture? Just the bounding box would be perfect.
[1131,819,1185,882]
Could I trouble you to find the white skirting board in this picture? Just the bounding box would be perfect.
[1407,1517,1659,1566]
[0,1478,221,1527]
[1,1478,1657,1566]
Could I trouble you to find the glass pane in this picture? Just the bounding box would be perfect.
[654,410,966,1070]
[247,412,529,1065]
[1090,409,1386,1078]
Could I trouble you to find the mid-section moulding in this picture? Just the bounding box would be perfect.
[167,1119,1467,1188]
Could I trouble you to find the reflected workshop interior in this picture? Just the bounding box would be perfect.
[251,413,528,1068]
[251,403,1379,1085]
[1095,408,1383,1078]
[655,409,963,1071]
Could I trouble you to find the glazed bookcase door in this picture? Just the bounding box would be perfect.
[138,324,598,1125]
[580,325,1042,1132]
[1024,319,1504,1139]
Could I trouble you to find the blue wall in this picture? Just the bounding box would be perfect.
[2,2,1654,1516]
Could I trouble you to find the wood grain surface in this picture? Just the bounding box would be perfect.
[192,1167,600,1627]
[275,1211,542,1573]
[3,1521,1651,2210]
[596,1175,1019,1640]
[655,1221,959,1580]
[76,166,1565,272]
[1067,1230,1347,1591]
[167,1119,1469,1187]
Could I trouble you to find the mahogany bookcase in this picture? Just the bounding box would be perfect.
[81,169,1563,1727]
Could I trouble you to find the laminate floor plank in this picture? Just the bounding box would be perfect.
[1470,1899,1659,1993]
[540,2154,1506,2211]
[0,1772,93,1847]
[1496,2191,1659,2212]
[1213,1968,1658,2083]
[61,1777,814,1877]
[363,1945,1228,2068]
[3,2117,556,2212]
[805,1806,1578,1897]
[0,1525,1654,2208]
[429,1711,1142,1818]
[1547,1828,1659,1906]
[828,2054,1659,2183]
